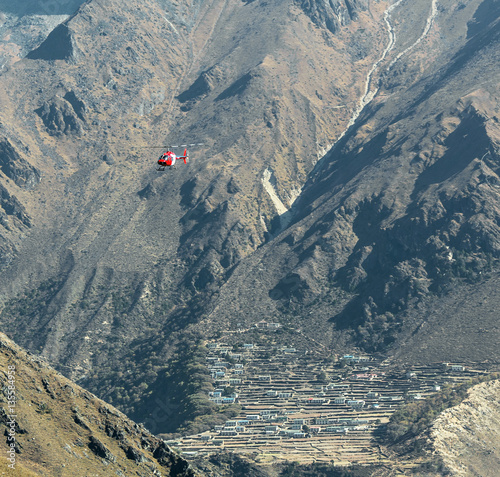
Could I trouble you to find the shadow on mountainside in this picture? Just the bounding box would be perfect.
[0,0,86,15]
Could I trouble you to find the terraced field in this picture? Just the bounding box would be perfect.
[173,331,491,465]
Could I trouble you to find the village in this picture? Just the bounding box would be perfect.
[171,322,490,465]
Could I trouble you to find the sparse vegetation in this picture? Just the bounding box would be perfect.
[0,2,499,477]
[278,462,382,477]
[384,373,500,446]
[92,333,241,437]
[0,278,63,329]
[0,332,195,477]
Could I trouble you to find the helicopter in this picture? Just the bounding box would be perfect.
[157,148,188,170]
[145,143,204,170]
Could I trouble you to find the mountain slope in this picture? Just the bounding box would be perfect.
[376,376,500,477]
[0,0,498,435]
[0,0,385,422]
[195,0,500,360]
[431,379,500,476]
[0,332,196,476]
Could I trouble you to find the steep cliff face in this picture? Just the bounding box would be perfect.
[0,135,38,268]
[0,139,41,189]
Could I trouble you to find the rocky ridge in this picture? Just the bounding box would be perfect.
[0,331,197,476]
[0,0,88,68]
[431,379,500,476]
[297,0,368,34]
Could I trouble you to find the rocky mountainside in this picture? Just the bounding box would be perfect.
[0,332,196,476]
[0,0,386,420]
[0,0,87,69]
[374,377,500,477]
[0,0,499,435]
[194,0,500,359]
[431,379,500,476]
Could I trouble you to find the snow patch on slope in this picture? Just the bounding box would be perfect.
[262,168,288,215]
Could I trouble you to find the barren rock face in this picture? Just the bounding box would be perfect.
[26,22,77,60]
[297,0,367,33]
[0,184,31,227]
[0,139,41,189]
[431,380,500,476]
[35,96,84,135]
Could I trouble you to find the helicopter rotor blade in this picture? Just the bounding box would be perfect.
[133,143,205,149]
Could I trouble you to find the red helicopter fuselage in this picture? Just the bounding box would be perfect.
[157,149,187,169]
